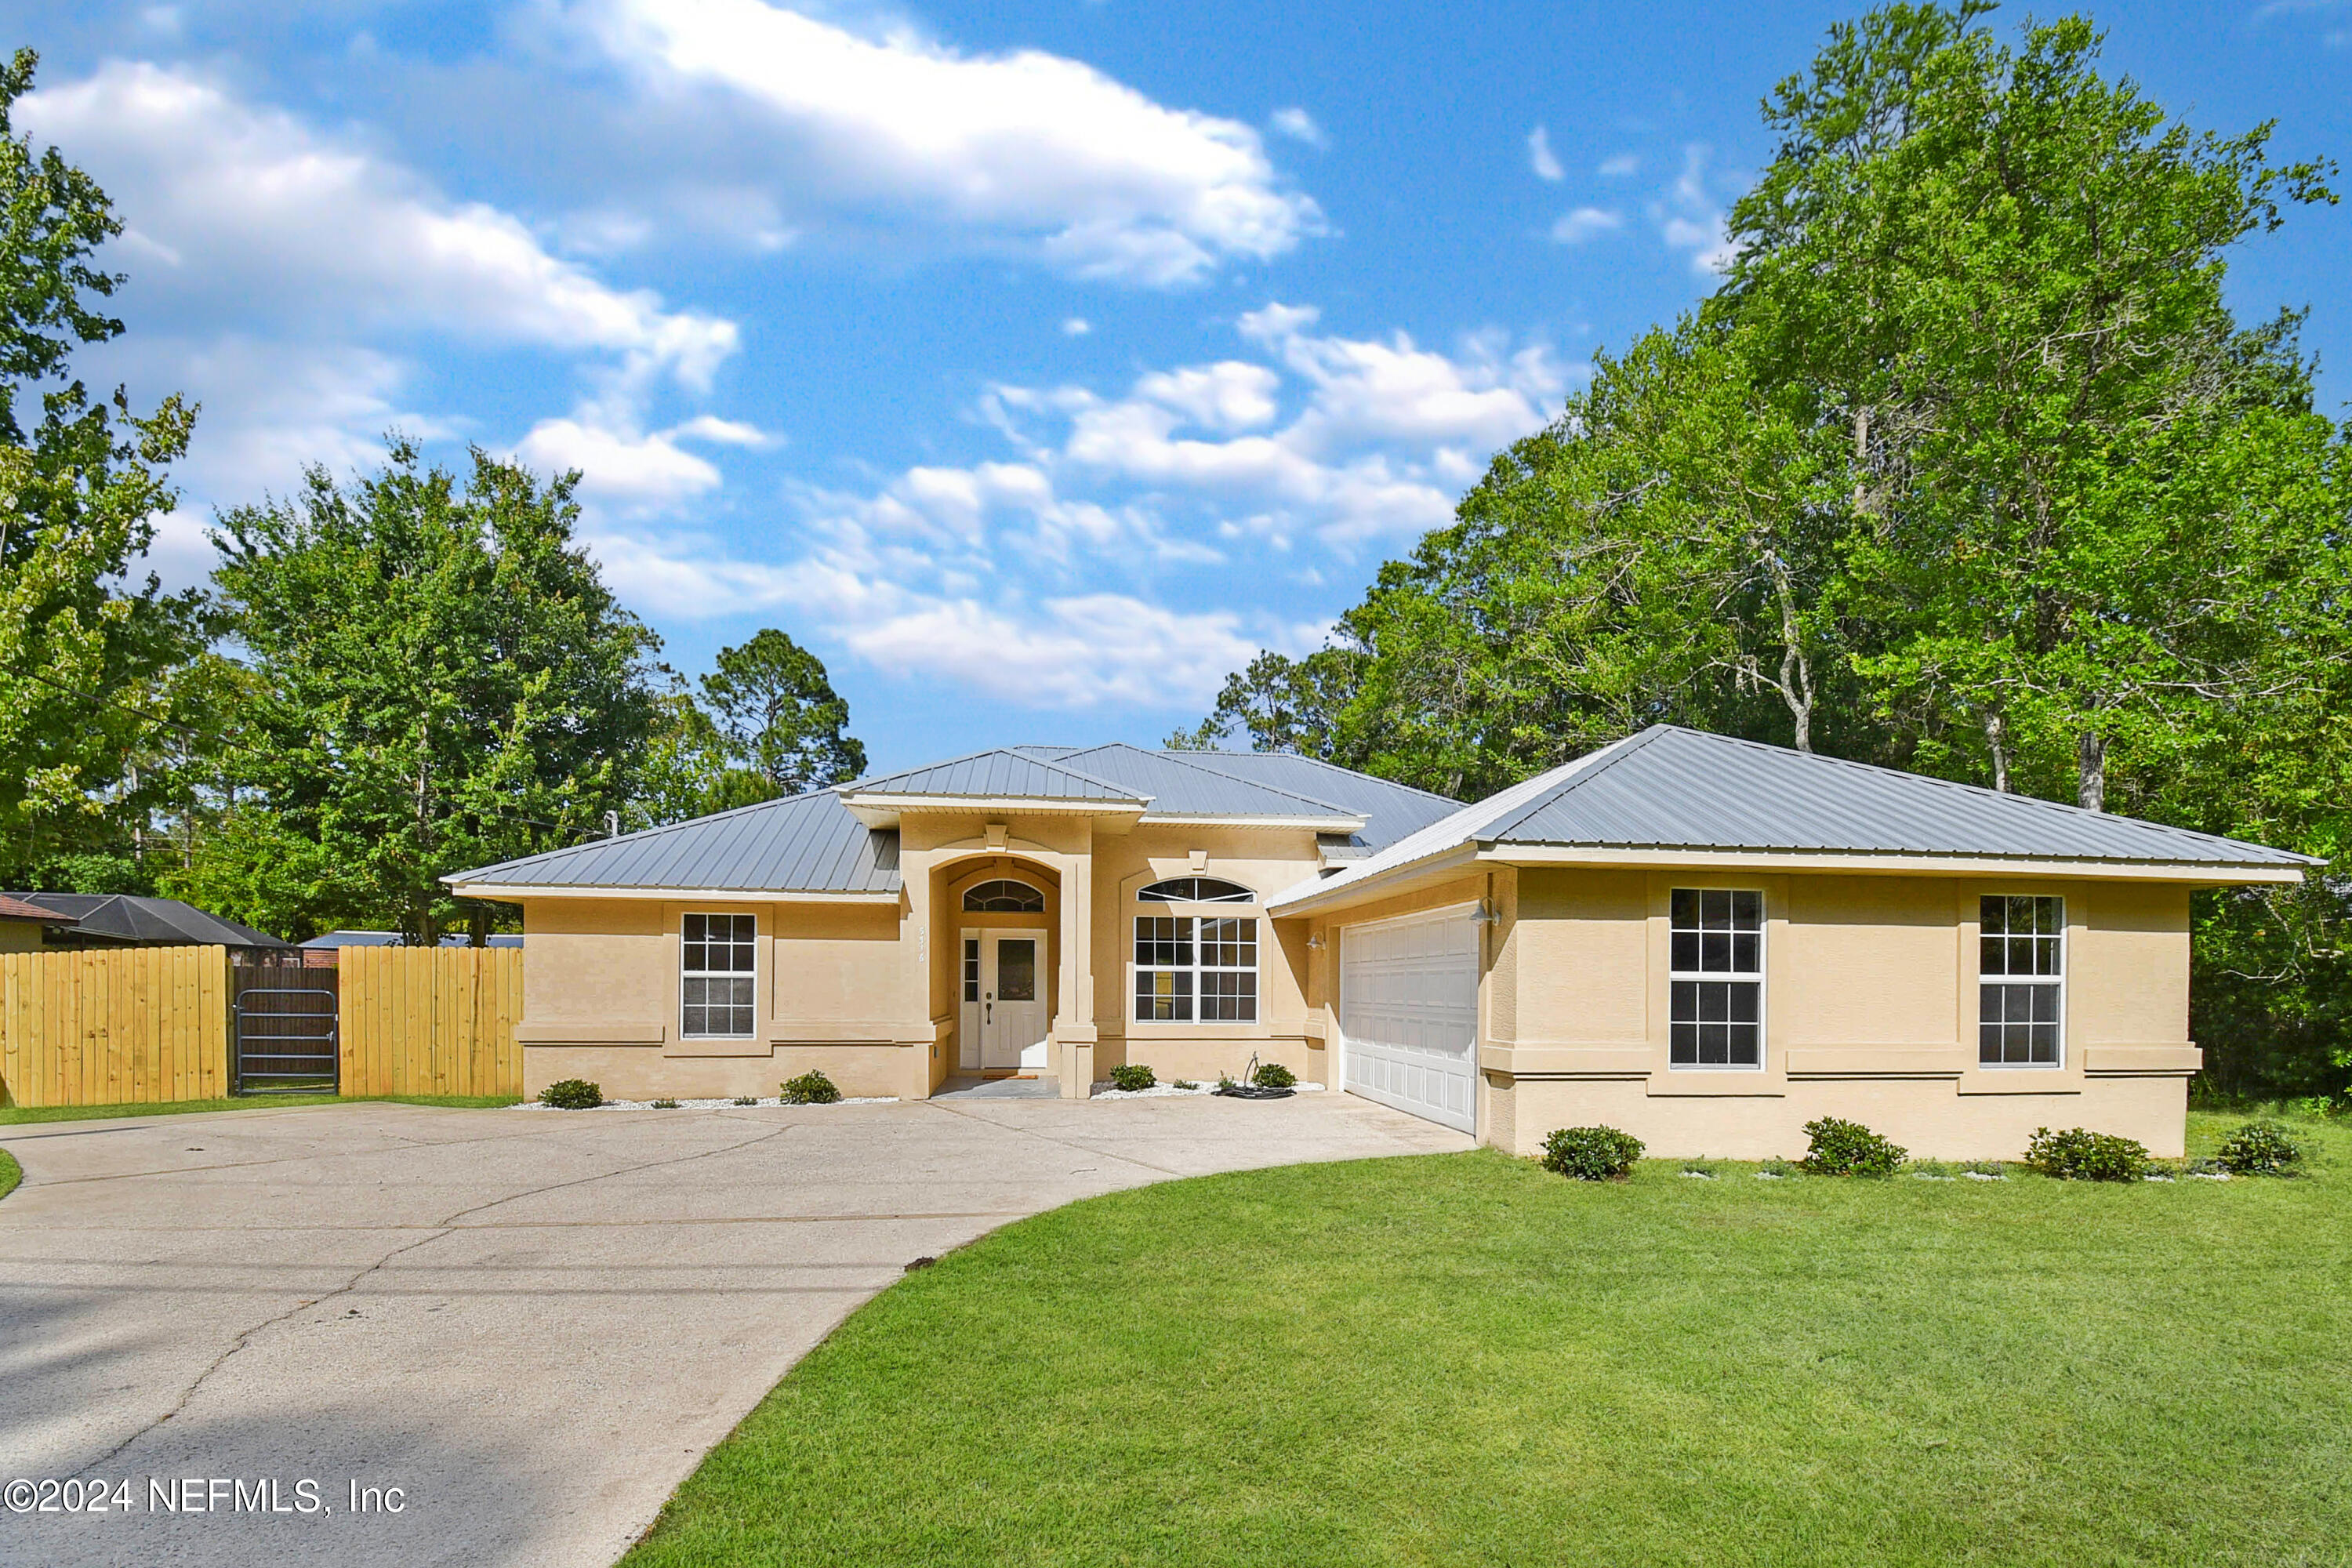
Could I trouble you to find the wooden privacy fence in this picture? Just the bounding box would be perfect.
[339,945,524,1099]
[0,946,233,1108]
[0,942,524,1107]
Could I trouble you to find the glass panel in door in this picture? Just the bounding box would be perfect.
[996,938,1036,1001]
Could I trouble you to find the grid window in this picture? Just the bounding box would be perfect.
[1980,895,2063,1066]
[1134,914,1257,1023]
[1669,889,1763,1068]
[682,913,755,1039]
[963,879,1044,912]
[962,938,980,1003]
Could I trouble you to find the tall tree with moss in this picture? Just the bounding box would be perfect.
[184,445,660,941]
[0,48,208,891]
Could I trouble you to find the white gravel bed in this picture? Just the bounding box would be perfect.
[1091,1080,1327,1100]
[517,1095,898,1111]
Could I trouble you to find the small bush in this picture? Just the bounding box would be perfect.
[1962,1159,2006,1179]
[539,1078,602,1110]
[780,1069,842,1105]
[2024,1126,2150,1182]
[1251,1061,1298,1089]
[1173,1080,1199,1091]
[1911,1160,1956,1181]
[1539,1125,1644,1181]
[651,1098,681,1109]
[731,1095,758,1106]
[1758,1156,1797,1179]
[1800,1117,1907,1177]
[2216,1120,2303,1177]
[1109,1063,1156,1091]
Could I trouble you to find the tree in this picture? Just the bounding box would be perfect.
[626,681,779,829]
[0,48,207,889]
[187,443,660,942]
[699,628,866,796]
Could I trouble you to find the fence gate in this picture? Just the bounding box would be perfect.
[231,949,340,1094]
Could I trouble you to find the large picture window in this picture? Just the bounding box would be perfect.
[1980,895,2063,1066]
[1134,915,1258,1022]
[681,913,756,1039]
[1669,888,1762,1068]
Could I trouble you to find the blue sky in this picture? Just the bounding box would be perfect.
[9,0,2348,771]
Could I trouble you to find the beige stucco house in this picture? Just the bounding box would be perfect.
[446,728,2311,1160]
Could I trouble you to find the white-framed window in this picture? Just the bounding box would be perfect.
[681,912,756,1039]
[1980,895,2063,1067]
[1134,910,1259,1022]
[1138,877,1252,904]
[1669,888,1763,1069]
[962,937,981,1003]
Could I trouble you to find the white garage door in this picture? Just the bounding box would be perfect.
[1339,906,1480,1134]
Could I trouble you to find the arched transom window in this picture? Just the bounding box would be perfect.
[963,878,1045,913]
[1137,877,1254,904]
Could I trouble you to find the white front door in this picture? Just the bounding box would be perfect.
[1338,906,1480,1134]
[960,931,1049,1071]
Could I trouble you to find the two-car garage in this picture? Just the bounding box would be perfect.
[1335,906,1481,1134]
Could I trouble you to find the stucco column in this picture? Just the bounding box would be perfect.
[1056,823,1096,1098]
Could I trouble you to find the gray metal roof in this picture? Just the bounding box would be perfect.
[846,749,1145,803]
[446,789,902,894]
[1164,750,1464,849]
[1041,745,1361,820]
[1275,726,2314,910]
[4,892,292,946]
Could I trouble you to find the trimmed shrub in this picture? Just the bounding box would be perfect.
[1800,1117,1907,1177]
[780,1069,842,1105]
[1109,1063,1156,1091]
[2024,1126,2150,1182]
[2216,1120,2303,1177]
[1251,1062,1298,1089]
[1539,1125,1644,1181]
[539,1078,602,1110]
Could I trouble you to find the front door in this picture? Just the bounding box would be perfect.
[960,931,1050,1071]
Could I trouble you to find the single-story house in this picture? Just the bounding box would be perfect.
[0,894,82,952]
[445,728,2312,1159]
[0,892,289,951]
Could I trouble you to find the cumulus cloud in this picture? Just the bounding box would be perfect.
[1527,125,1565,182]
[1269,107,1327,148]
[1061,317,1093,336]
[571,0,1320,285]
[1549,205,1623,245]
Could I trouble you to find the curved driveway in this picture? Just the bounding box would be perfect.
[0,1093,1468,1566]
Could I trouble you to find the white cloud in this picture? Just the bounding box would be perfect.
[1528,125,1564,182]
[24,61,737,387]
[1061,317,1093,336]
[1598,153,1639,178]
[1657,144,1738,275]
[1550,205,1623,245]
[1269,107,1327,148]
[572,0,1320,285]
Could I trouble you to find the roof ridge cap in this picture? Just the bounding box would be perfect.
[447,789,841,883]
[846,746,1149,803]
[1165,747,1463,806]
[1091,743,1355,815]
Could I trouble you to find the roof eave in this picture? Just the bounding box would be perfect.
[1136,812,1367,833]
[1265,843,1483,917]
[1477,843,2309,884]
[839,793,1149,829]
[442,881,902,903]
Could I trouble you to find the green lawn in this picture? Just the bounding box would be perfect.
[626,1111,2350,1568]
[0,1093,520,1125]
[0,1147,18,1201]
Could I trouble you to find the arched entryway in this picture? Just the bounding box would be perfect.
[935,856,1062,1074]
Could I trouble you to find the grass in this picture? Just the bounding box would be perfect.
[0,1093,521,1125]
[626,1111,2350,1567]
[0,1148,17,1201]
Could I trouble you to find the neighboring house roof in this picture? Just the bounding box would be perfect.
[448,789,903,897]
[3,892,291,946]
[302,930,524,949]
[1272,725,2317,913]
[445,743,1465,897]
[0,893,78,926]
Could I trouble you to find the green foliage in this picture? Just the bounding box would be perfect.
[651,1098,681,1109]
[0,1146,18,1201]
[2024,1126,2151,1181]
[2214,1120,2303,1176]
[781,1069,841,1105]
[1108,1063,1156,1091]
[1539,1125,1645,1181]
[539,1079,603,1110]
[1250,1061,1298,1089]
[1800,1117,1908,1177]
[200,442,660,941]
[731,1095,759,1106]
[702,629,866,797]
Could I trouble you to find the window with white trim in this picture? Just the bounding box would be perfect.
[1669,888,1762,1068]
[1134,914,1258,1022]
[681,913,755,1039]
[1980,895,2063,1066]
[963,879,1044,912]
[1138,877,1252,904]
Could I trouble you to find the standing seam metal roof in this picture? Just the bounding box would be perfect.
[1044,744,1361,818]
[445,789,902,893]
[844,748,1146,802]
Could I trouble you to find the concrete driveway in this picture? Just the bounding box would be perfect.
[0,1092,1469,1566]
